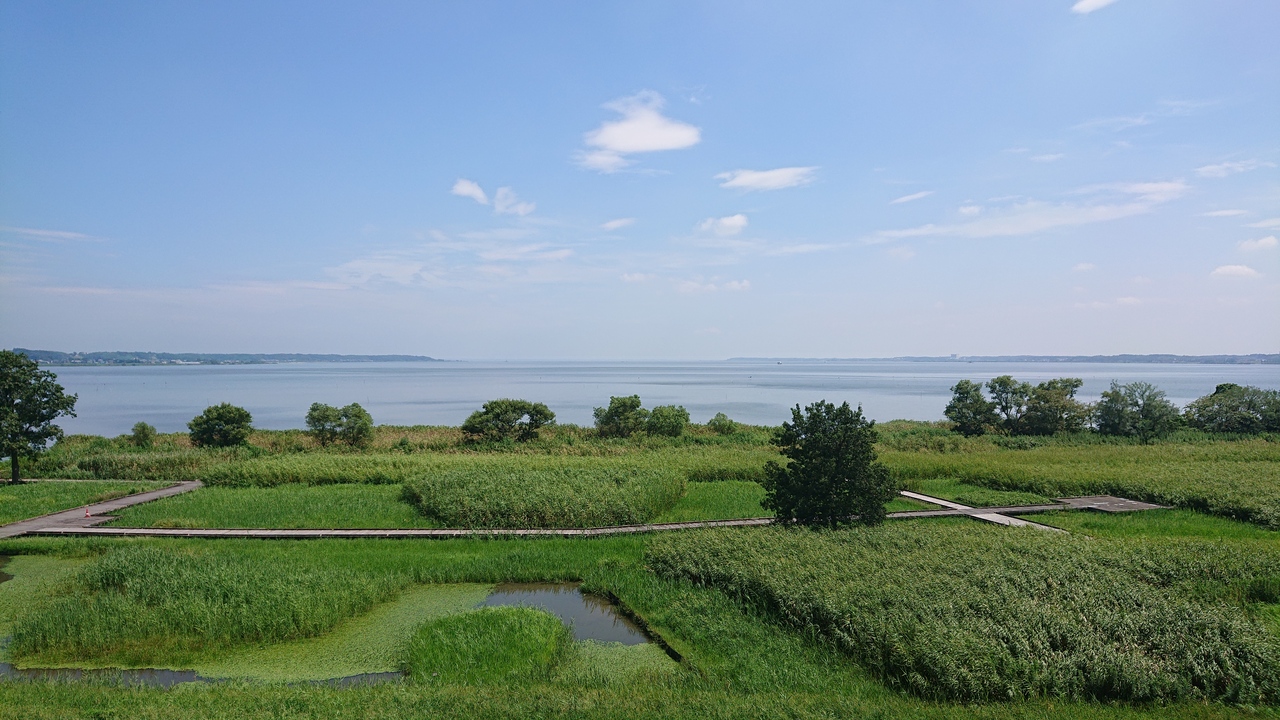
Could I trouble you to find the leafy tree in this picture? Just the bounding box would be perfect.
[188,403,253,448]
[1184,383,1280,434]
[307,402,376,447]
[130,422,157,448]
[985,375,1031,435]
[647,405,690,437]
[0,350,77,484]
[707,412,738,435]
[944,379,998,436]
[762,400,898,528]
[1021,378,1090,436]
[461,398,555,442]
[305,403,343,446]
[337,403,375,448]
[593,395,649,438]
[1094,381,1180,443]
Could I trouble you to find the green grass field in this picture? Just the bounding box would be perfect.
[107,484,442,529]
[0,480,167,526]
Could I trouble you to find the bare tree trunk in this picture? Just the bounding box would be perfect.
[9,453,18,485]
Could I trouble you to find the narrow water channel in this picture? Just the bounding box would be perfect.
[480,582,651,645]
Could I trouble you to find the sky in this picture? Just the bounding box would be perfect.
[1,0,1277,360]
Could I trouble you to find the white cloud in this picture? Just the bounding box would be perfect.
[1115,296,1142,306]
[1247,218,1280,229]
[722,280,750,291]
[765,243,837,256]
[886,246,917,260]
[478,244,570,262]
[1074,115,1149,132]
[890,191,933,205]
[576,91,700,172]
[451,179,488,205]
[1210,264,1260,278]
[0,226,99,242]
[493,187,535,216]
[1240,236,1277,252]
[676,278,749,293]
[958,205,983,216]
[698,214,749,237]
[331,256,431,286]
[1195,159,1275,178]
[601,218,636,231]
[1201,209,1247,217]
[620,272,655,283]
[715,166,818,191]
[1073,263,1096,271]
[871,181,1187,242]
[1031,153,1065,162]
[1072,0,1119,12]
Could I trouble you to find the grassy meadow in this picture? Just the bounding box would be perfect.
[0,480,167,526]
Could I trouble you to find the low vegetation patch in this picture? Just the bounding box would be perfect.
[0,480,164,525]
[107,484,440,529]
[405,606,571,684]
[401,457,685,528]
[647,522,1280,703]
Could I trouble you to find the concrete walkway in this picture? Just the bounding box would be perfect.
[0,481,203,539]
[900,490,1068,532]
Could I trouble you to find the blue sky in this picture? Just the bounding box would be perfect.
[1,0,1276,359]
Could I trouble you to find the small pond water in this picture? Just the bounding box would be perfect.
[480,582,650,645]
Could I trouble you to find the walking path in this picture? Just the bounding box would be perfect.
[0,481,1163,540]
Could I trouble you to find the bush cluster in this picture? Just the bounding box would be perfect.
[592,395,690,438]
[305,402,375,448]
[460,399,555,442]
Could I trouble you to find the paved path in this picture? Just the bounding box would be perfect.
[0,481,203,539]
[1,480,1162,539]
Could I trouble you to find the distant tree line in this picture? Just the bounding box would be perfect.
[945,376,1280,442]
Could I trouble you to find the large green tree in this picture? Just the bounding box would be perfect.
[1094,381,1180,443]
[461,399,555,442]
[944,379,998,436]
[985,375,1031,435]
[762,400,898,528]
[188,403,253,448]
[593,395,649,438]
[1184,383,1280,434]
[0,350,77,483]
[1021,377,1089,436]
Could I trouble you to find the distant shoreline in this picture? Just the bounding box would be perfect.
[15,349,441,366]
[731,354,1280,365]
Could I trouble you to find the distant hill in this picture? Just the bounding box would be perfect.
[14,349,441,365]
[730,354,1280,365]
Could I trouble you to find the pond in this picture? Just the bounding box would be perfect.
[480,582,651,645]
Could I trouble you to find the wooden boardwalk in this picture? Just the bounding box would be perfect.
[0,480,1164,540]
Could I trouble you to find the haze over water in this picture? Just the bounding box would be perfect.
[51,360,1280,436]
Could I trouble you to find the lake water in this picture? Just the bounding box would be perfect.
[45,360,1280,436]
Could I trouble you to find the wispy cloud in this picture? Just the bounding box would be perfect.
[576,91,700,173]
[478,244,571,261]
[870,181,1188,242]
[620,272,655,283]
[601,218,636,231]
[958,205,982,216]
[715,166,817,191]
[698,214,749,236]
[1240,236,1277,252]
[890,190,933,205]
[676,278,750,293]
[493,187,535,216]
[1195,159,1275,178]
[0,226,101,242]
[1074,115,1149,132]
[450,179,488,205]
[1210,264,1259,278]
[1073,263,1096,271]
[1248,218,1280,229]
[1201,209,1247,217]
[1071,0,1120,13]
[1031,153,1065,163]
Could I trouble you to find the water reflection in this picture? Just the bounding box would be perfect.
[480,583,650,645]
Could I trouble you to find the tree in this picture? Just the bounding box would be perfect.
[985,375,1031,435]
[0,350,77,484]
[944,379,998,436]
[307,402,376,447]
[1094,381,1180,443]
[762,400,898,528]
[188,403,253,448]
[1021,378,1089,436]
[460,398,555,442]
[593,395,649,438]
[707,412,738,435]
[130,422,157,448]
[1184,383,1280,434]
[337,403,374,449]
[647,405,690,437]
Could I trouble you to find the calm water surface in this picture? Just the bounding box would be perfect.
[481,582,650,645]
[48,360,1280,436]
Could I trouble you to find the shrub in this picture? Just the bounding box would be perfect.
[943,380,998,436]
[1021,377,1090,435]
[188,403,253,448]
[305,403,342,446]
[1095,381,1181,443]
[1184,383,1280,434]
[762,400,898,527]
[461,399,556,442]
[593,395,649,438]
[646,405,689,437]
[306,402,374,448]
[129,422,156,449]
[707,412,738,435]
